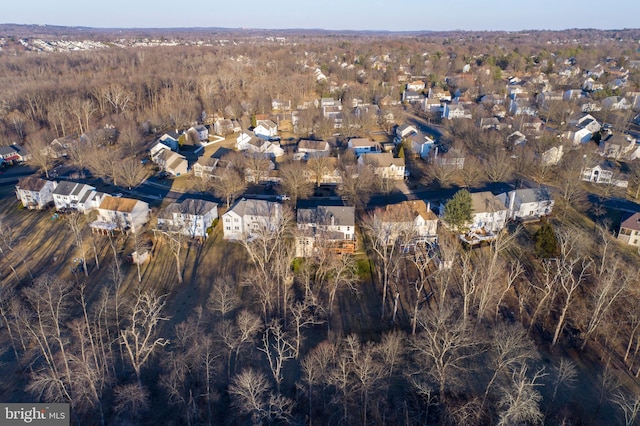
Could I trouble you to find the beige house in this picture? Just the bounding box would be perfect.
[618,212,640,248]
[373,200,438,243]
[91,196,150,234]
[155,149,189,176]
[358,153,406,180]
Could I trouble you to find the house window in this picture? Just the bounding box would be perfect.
[621,228,631,236]
[234,218,238,222]
[226,226,231,231]
[234,226,240,231]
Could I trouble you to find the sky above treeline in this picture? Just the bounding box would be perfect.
[3,0,639,32]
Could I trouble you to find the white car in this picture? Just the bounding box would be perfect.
[276,194,290,201]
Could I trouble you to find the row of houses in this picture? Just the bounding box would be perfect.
[222,187,556,255]
[15,176,150,234]
[15,176,220,239]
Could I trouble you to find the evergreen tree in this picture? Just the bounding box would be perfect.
[534,219,558,258]
[444,189,473,232]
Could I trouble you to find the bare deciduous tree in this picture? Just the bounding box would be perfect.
[496,365,546,426]
[120,291,170,386]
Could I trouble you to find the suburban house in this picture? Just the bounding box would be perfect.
[468,191,509,233]
[567,128,594,145]
[153,132,180,152]
[407,80,426,92]
[254,120,279,139]
[540,145,564,166]
[237,132,284,158]
[507,131,527,147]
[154,149,189,176]
[272,99,291,111]
[395,124,418,142]
[91,196,150,234]
[0,144,30,164]
[15,177,57,210]
[296,205,356,257]
[479,117,501,131]
[430,147,465,169]
[602,96,631,111]
[303,157,342,186]
[442,103,472,120]
[599,134,640,160]
[297,139,331,159]
[509,98,538,116]
[402,90,423,104]
[441,191,508,243]
[536,91,564,106]
[497,187,554,221]
[222,198,282,241]
[347,138,381,155]
[581,164,628,187]
[618,212,640,248]
[193,157,219,179]
[423,96,443,113]
[408,133,436,159]
[428,87,452,101]
[187,125,209,142]
[47,136,77,158]
[157,199,218,239]
[358,152,406,180]
[573,114,602,133]
[373,200,438,243]
[354,104,380,119]
[53,181,97,213]
[214,118,235,136]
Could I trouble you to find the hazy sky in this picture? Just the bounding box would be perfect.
[3,0,639,32]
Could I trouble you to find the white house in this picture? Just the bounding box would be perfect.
[193,157,219,179]
[441,191,508,236]
[91,196,150,234]
[599,134,640,160]
[402,90,423,104]
[296,205,356,257]
[468,191,509,233]
[409,133,435,159]
[581,164,628,187]
[573,114,602,133]
[428,87,452,101]
[497,188,554,221]
[407,80,426,92]
[52,181,97,213]
[602,96,632,111]
[358,153,406,180]
[222,198,282,241]
[157,199,218,239]
[297,139,330,158]
[347,138,381,155]
[442,103,472,120]
[15,177,57,210]
[254,120,279,138]
[395,124,418,141]
[188,125,209,141]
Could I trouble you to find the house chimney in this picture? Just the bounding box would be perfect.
[508,191,516,218]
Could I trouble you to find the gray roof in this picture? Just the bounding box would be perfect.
[177,199,218,215]
[514,187,552,204]
[53,181,78,196]
[298,205,355,227]
[227,198,279,218]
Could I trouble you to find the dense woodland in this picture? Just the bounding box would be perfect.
[1,26,640,425]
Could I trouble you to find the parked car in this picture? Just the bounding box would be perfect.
[276,194,290,201]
